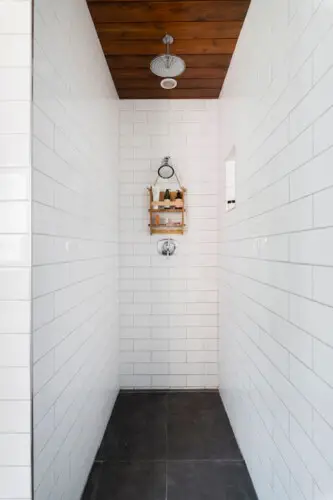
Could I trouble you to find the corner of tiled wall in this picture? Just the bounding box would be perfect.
[0,1,33,499]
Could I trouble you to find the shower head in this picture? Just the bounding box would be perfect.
[150,34,186,78]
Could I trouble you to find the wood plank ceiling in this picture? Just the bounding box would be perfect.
[87,1,251,99]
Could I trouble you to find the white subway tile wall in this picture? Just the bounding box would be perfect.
[119,100,219,389]
[0,0,32,499]
[218,1,333,499]
[32,1,119,500]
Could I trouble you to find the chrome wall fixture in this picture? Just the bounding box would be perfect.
[157,238,178,257]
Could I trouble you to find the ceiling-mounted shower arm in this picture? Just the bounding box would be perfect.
[163,34,173,68]
[163,34,174,49]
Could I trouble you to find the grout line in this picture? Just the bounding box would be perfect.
[93,458,245,465]
[119,388,220,394]
[165,393,169,500]
[165,460,168,500]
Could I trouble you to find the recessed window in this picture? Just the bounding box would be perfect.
[225,149,236,212]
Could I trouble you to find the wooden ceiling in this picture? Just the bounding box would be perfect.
[87,1,251,99]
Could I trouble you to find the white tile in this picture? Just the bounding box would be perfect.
[33,350,55,395]
[290,147,333,200]
[120,375,151,387]
[273,425,313,500]
[0,134,30,167]
[33,406,54,458]
[0,335,30,367]
[0,434,31,466]
[0,169,30,201]
[290,65,333,140]
[290,416,333,496]
[0,235,30,266]
[0,268,30,300]
[0,467,31,498]
[314,107,333,155]
[314,484,327,500]
[32,170,54,206]
[313,24,333,82]
[134,363,168,375]
[152,375,186,388]
[0,34,31,67]
[187,327,218,338]
[0,102,31,134]
[314,185,333,227]
[0,367,30,399]
[187,351,217,363]
[33,293,54,330]
[313,340,333,388]
[0,201,30,233]
[290,355,333,428]
[135,100,169,111]
[33,105,54,149]
[0,301,30,334]
[0,68,31,101]
[0,2,32,34]
[187,374,218,388]
[120,352,150,363]
[290,293,333,348]
[313,411,333,469]
[0,401,30,436]
[290,228,333,265]
[152,351,186,363]
[134,340,168,351]
[313,265,333,306]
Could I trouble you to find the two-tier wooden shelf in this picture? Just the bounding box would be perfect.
[148,187,187,235]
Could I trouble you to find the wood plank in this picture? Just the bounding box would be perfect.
[115,78,223,89]
[89,1,250,23]
[118,88,220,99]
[100,38,237,55]
[96,21,244,39]
[89,0,237,2]
[107,54,232,69]
[111,67,227,79]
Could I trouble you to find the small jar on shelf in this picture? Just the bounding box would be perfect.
[174,190,183,208]
[164,189,171,209]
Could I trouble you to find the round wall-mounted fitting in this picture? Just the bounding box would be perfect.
[157,239,178,257]
[161,78,178,90]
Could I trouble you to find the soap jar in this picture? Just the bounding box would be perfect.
[152,185,160,209]
[175,190,183,208]
[164,189,171,209]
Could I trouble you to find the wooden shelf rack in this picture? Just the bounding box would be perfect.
[148,187,187,236]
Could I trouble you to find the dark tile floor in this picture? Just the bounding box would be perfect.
[81,391,258,500]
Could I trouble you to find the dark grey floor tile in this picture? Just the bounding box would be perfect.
[167,461,258,500]
[97,392,167,461]
[82,392,258,500]
[167,393,243,460]
[95,462,166,500]
[168,391,223,415]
